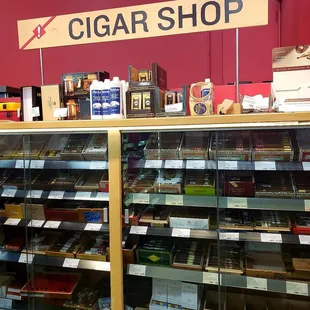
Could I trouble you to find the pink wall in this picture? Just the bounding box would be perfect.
[0,0,309,88]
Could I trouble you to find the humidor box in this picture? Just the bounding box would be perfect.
[154,169,183,194]
[185,171,215,196]
[209,131,251,161]
[76,235,108,261]
[49,170,81,191]
[245,252,286,279]
[44,201,81,221]
[21,272,81,299]
[82,134,108,161]
[170,208,209,230]
[144,133,183,160]
[205,243,243,274]
[136,236,174,266]
[253,211,291,232]
[4,237,25,252]
[252,131,294,161]
[172,240,205,270]
[255,171,295,198]
[221,171,255,197]
[138,206,170,227]
[40,134,69,160]
[296,129,310,161]
[60,134,90,160]
[179,132,210,160]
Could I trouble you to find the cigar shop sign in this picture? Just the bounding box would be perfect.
[18,0,268,50]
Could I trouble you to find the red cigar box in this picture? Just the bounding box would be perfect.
[44,201,80,222]
[0,111,20,121]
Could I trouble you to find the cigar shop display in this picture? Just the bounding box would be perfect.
[154,169,183,194]
[173,240,205,270]
[179,132,210,160]
[184,170,215,196]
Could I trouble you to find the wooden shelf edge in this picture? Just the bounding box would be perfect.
[0,112,310,131]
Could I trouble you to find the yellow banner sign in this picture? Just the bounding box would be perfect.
[18,0,268,50]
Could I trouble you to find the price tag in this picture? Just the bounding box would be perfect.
[203,273,219,285]
[85,223,102,231]
[103,208,108,223]
[305,200,310,212]
[28,220,45,228]
[227,197,248,209]
[6,294,21,300]
[128,264,146,276]
[30,160,45,169]
[0,297,12,309]
[261,233,282,243]
[96,192,109,201]
[15,160,29,169]
[286,281,308,296]
[255,161,276,171]
[26,190,43,199]
[48,191,65,199]
[165,195,183,206]
[172,228,190,238]
[165,160,184,169]
[130,226,148,235]
[32,106,40,117]
[75,192,91,200]
[302,162,310,171]
[299,235,310,245]
[1,188,17,197]
[219,161,238,170]
[18,254,34,264]
[4,218,21,226]
[186,160,205,170]
[95,261,110,271]
[124,209,129,224]
[145,160,163,169]
[247,277,267,291]
[63,258,79,269]
[53,108,68,118]
[44,221,61,229]
[90,161,108,170]
[220,232,239,241]
[133,194,150,204]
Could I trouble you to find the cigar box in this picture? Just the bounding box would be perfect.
[154,169,183,194]
[76,235,109,261]
[126,170,157,193]
[3,170,38,190]
[74,171,102,191]
[21,201,45,220]
[292,212,310,235]
[49,170,81,191]
[122,206,143,227]
[172,240,205,270]
[4,237,25,252]
[185,171,215,196]
[82,134,108,161]
[205,243,243,274]
[138,206,170,227]
[39,134,69,160]
[221,171,255,197]
[30,170,56,190]
[0,136,22,159]
[46,231,85,258]
[63,288,99,310]
[23,231,60,255]
[296,129,310,161]
[179,132,210,160]
[41,84,63,121]
[6,279,26,301]
[99,171,109,192]
[77,204,105,223]
[62,71,110,98]
[21,272,81,299]
[252,131,294,161]
[12,135,51,159]
[0,169,14,187]
[60,134,90,160]
[4,201,24,218]
[144,133,183,160]
[217,210,253,231]
[255,171,295,198]
[253,211,291,232]
[170,208,210,230]
[290,246,310,272]
[209,131,251,161]
[245,252,286,279]
[44,201,80,221]
[136,236,174,266]
[292,172,310,198]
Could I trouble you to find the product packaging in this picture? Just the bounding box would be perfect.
[41,84,63,121]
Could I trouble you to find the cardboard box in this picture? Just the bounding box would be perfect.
[5,201,24,218]
[21,202,45,220]
[181,283,202,310]
[168,280,182,310]
[41,84,62,121]
[153,279,168,303]
[170,208,209,230]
